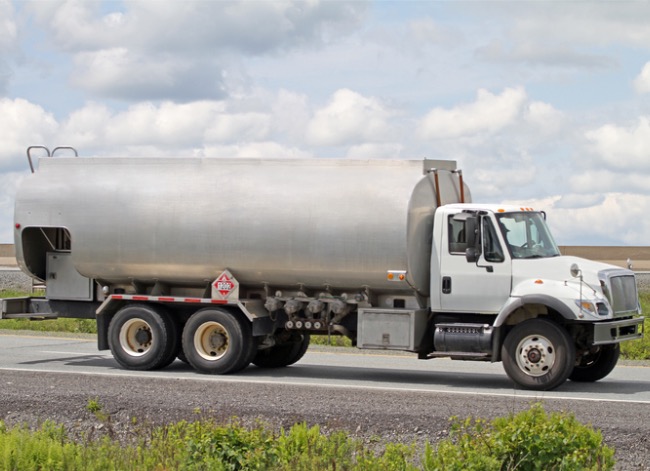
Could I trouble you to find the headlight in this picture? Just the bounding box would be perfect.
[575,299,610,317]
[575,300,596,314]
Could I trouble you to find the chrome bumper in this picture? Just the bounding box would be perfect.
[592,317,644,345]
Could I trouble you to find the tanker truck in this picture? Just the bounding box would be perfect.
[1,146,643,391]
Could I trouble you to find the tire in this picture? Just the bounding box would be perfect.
[569,344,620,382]
[253,333,310,368]
[108,304,179,371]
[182,308,253,374]
[501,318,575,391]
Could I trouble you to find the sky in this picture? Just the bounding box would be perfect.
[1,0,650,246]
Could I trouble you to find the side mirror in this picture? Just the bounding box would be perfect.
[465,247,479,263]
[570,263,581,278]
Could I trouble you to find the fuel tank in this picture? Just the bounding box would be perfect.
[14,157,470,295]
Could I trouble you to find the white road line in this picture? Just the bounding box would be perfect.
[1,366,649,405]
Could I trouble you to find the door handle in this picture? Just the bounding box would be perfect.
[442,276,451,294]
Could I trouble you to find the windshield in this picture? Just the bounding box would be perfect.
[496,212,561,259]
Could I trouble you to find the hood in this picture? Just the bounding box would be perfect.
[511,255,632,294]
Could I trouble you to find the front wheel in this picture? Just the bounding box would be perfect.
[569,344,620,382]
[501,318,575,391]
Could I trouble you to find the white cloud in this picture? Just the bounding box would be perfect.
[0,98,58,171]
[345,143,404,159]
[104,102,215,147]
[472,166,537,198]
[419,87,527,139]
[476,3,650,52]
[634,62,650,94]
[0,0,17,93]
[54,97,301,155]
[204,113,271,143]
[72,49,226,101]
[0,0,17,52]
[25,1,367,103]
[584,117,650,170]
[554,193,605,210]
[29,1,366,53]
[518,193,650,246]
[524,101,564,135]
[569,169,650,196]
[549,193,650,245]
[306,89,395,146]
[271,89,311,144]
[475,40,614,69]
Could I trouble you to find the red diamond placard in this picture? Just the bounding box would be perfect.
[211,269,239,301]
[214,273,235,297]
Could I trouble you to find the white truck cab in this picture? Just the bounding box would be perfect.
[430,204,642,389]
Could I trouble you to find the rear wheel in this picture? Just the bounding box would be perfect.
[569,344,620,382]
[108,304,179,370]
[182,308,253,374]
[253,332,310,368]
[501,318,575,391]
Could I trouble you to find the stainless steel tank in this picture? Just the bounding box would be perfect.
[14,157,470,295]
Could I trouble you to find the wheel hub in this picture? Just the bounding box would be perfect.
[194,321,230,361]
[209,332,226,351]
[516,335,556,377]
[135,328,152,346]
[119,319,153,357]
[525,347,542,363]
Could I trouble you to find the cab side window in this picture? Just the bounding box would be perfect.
[448,217,467,254]
[483,218,505,263]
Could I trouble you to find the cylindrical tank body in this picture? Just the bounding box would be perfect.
[14,157,470,296]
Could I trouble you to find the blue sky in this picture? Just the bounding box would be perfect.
[1,1,650,245]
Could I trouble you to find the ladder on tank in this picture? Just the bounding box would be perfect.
[426,168,466,206]
[26,146,79,173]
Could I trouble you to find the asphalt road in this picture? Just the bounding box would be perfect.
[1,332,649,469]
[1,332,649,402]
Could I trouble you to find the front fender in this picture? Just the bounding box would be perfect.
[494,294,579,327]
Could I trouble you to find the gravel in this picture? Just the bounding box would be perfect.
[0,368,649,470]
[0,267,32,292]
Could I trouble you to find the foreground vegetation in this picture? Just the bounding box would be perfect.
[1,290,649,358]
[0,403,613,470]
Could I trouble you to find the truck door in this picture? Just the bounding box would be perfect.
[438,212,512,313]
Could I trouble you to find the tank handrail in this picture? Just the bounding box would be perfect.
[452,169,465,203]
[426,168,442,207]
[26,146,51,173]
[52,146,79,157]
[26,145,79,173]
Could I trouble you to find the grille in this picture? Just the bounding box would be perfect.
[601,271,638,316]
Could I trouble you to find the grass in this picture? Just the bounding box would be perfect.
[0,403,615,470]
[2,290,649,359]
[620,291,650,360]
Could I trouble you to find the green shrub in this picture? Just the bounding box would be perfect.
[0,405,616,470]
[423,403,614,471]
[620,292,650,360]
[310,335,353,347]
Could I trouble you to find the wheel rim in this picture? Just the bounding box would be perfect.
[515,334,556,377]
[119,318,153,357]
[194,321,229,361]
